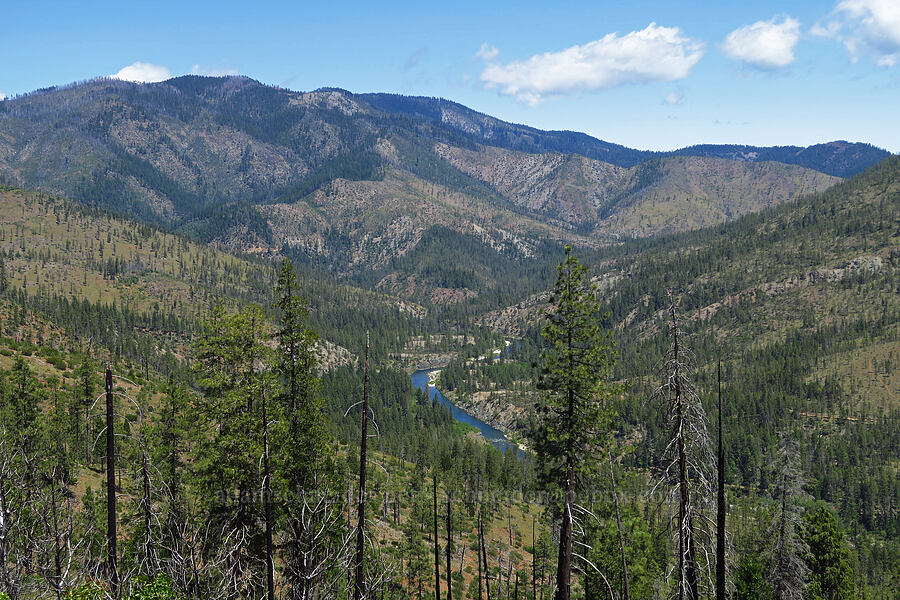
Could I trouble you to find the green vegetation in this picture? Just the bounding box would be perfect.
[0,145,896,598]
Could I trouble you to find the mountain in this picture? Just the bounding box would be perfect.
[359,92,890,177]
[0,78,880,261]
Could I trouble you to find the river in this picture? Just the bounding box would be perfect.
[409,368,516,454]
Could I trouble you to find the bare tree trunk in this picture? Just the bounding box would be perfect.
[353,332,370,600]
[716,362,726,600]
[532,518,536,600]
[608,453,630,600]
[672,311,698,600]
[480,513,490,600]
[263,384,275,600]
[446,495,452,600]
[141,450,153,573]
[50,472,63,600]
[478,513,484,600]
[105,365,118,598]
[433,473,441,600]
[0,483,9,595]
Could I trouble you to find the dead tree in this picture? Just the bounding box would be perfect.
[479,512,491,600]
[767,431,809,600]
[654,296,715,600]
[280,476,353,600]
[105,365,118,598]
[446,494,453,600]
[433,472,441,600]
[353,332,370,600]
[716,363,726,600]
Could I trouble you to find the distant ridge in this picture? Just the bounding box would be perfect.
[356,92,890,176]
[0,76,883,267]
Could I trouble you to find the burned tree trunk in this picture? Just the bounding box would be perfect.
[716,362,726,600]
[353,332,370,600]
[105,365,118,598]
[263,384,275,600]
[655,296,715,600]
[433,472,441,600]
[446,494,452,600]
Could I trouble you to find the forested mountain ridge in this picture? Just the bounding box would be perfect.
[477,155,900,419]
[357,92,890,176]
[0,76,879,274]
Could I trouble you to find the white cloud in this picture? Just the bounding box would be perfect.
[111,62,172,83]
[190,64,239,77]
[0,91,6,101]
[479,23,703,106]
[815,0,900,66]
[475,43,499,62]
[722,16,801,69]
[664,90,683,105]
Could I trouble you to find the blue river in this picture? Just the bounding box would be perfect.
[410,368,515,453]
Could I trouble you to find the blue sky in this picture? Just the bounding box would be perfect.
[2,0,898,152]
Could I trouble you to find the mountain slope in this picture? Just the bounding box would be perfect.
[434,143,839,236]
[0,77,876,252]
[0,184,437,366]
[479,155,900,419]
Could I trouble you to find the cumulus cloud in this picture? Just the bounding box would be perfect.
[190,64,239,77]
[722,16,801,69]
[475,43,499,62]
[814,0,900,66]
[111,62,172,83]
[478,23,703,105]
[0,91,6,101]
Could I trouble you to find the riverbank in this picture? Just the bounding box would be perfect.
[435,385,529,448]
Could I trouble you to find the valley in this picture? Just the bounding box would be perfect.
[0,77,896,600]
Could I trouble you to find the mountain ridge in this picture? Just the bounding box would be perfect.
[0,75,885,290]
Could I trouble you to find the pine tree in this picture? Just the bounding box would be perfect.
[804,504,856,600]
[534,246,619,600]
[191,303,272,600]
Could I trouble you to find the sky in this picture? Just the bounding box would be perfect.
[2,0,899,152]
